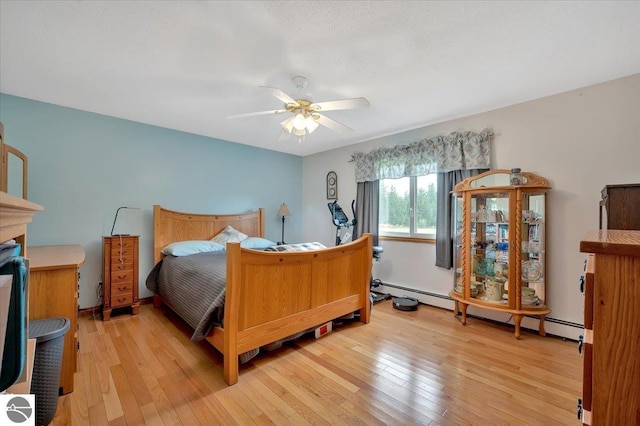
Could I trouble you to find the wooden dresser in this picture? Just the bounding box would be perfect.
[102,235,139,320]
[28,244,85,395]
[578,230,640,425]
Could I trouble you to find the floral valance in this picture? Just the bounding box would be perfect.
[351,128,492,182]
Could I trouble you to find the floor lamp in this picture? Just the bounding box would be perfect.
[277,203,291,245]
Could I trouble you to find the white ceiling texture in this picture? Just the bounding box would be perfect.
[1,1,639,157]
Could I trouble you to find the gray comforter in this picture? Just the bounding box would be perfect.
[146,250,311,363]
[145,252,227,341]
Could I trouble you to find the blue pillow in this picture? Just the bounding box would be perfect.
[161,240,225,256]
[240,237,277,249]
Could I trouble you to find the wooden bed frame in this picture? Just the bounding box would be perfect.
[152,205,372,385]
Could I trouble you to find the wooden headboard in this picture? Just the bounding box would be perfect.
[153,205,265,263]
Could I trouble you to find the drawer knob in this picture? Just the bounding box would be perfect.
[118,298,127,303]
[118,275,126,280]
[118,286,127,291]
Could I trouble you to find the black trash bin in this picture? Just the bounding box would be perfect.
[29,317,70,426]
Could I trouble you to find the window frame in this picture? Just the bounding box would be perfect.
[378,175,437,243]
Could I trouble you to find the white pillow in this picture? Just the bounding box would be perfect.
[240,237,276,249]
[211,225,249,244]
[161,240,225,256]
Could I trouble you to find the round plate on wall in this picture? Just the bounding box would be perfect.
[327,171,337,200]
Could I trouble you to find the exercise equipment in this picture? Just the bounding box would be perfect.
[328,201,390,304]
[328,200,356,246]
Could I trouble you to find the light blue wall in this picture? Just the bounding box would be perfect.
[0,94,303,308]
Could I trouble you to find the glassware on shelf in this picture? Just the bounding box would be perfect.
[484,259,495,276]
[521,260,543,281]
[494,262,507,279]
[521,286,537,305]
[510,168,523,185]
[477,205,488,222]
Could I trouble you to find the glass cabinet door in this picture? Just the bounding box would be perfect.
[453,194,464,294]
[471,192,510,304]
[521,192,546,306]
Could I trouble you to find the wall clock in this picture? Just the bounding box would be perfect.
[326,171,337,200]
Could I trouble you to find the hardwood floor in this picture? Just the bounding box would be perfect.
[51,301,582,425]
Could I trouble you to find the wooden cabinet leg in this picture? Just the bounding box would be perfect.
[453,300,459,316]
[538,314,546,336]
[513,314,523,339]
[460,303,468,325]
[102,309,111,321]
[131,303,140,315]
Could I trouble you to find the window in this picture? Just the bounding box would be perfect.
[379,174,437,240]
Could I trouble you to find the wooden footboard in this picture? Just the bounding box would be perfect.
[211,233,373,385]
[152,204,372,385]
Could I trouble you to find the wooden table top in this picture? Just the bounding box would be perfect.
[580,229,640,257]
[27,245,85,271]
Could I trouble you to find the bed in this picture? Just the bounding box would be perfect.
[148,205,372,385]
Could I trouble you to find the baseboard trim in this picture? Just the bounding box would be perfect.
[79,296,154,317]
[377,282,583,341]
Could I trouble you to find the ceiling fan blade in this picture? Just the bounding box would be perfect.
[312,97,370,112]
[260,86,298,105]
[226,109,287,119]
[315,114,354,134]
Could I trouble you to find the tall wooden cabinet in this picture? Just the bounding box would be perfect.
[599,184,640,230]
[450,169,551,338]
[28,245,85,395]
[102,235,139,320]
[578,230,640,425]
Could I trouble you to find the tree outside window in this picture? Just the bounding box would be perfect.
[379,174,437,240]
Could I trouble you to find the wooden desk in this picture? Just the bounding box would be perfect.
[28,245,85,395]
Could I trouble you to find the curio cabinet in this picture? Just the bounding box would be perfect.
[451,169,550,338]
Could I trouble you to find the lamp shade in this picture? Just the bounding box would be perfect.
[277,203,291,217]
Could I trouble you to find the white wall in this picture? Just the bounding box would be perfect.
[302,73,640,339]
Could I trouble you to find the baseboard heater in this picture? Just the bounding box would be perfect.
[377,281,583,331]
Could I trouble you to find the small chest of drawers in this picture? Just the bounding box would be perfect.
[28,244,85,395]
[102,235,139,320]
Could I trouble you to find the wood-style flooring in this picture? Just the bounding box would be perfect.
[51,301,582,425]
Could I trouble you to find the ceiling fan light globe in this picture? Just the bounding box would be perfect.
[293,128,306,136]
[293,112,307,131]
[281,116,295,133]
[306,118,319,133]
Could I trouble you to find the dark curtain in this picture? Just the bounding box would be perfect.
[353,180,379,246]
[435,168,488,268]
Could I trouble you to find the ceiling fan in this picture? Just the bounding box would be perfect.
[226,76,370,143]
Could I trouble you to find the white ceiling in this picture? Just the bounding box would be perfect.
[1,2,639,157]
